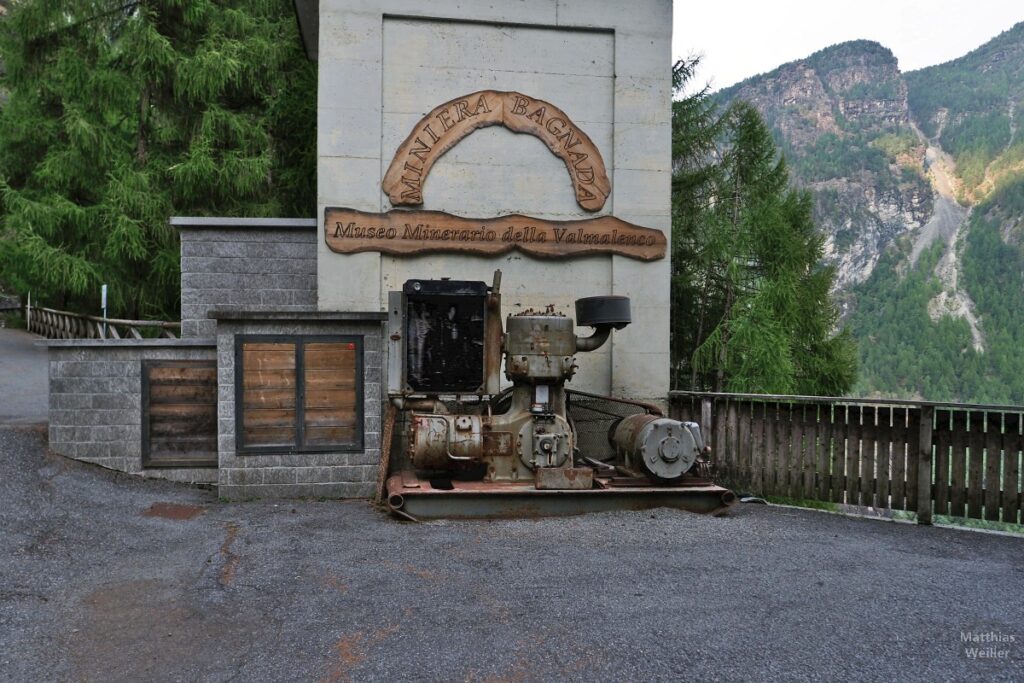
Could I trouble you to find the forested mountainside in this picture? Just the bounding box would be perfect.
[715,23,1024,403]
[906,25,1024,199]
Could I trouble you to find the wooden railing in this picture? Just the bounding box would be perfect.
[25,304,179,340]
[670,391,1023,526]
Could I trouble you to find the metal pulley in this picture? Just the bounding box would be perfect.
[518,415,572,470]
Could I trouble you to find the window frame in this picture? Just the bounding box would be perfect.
[234,334,364,455]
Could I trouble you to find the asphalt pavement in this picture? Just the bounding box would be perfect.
[1,425,1022,682]
[0,327,48,425]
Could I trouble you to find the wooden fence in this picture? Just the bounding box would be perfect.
[25,304,179,340]
[670,391,1023,526]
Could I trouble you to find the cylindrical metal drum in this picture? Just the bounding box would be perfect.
[575,295,631,329]
[408,414,483,470]
[612,414,700,480]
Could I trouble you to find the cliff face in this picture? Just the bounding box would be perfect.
[718,41,932,292]
[731,41,908,147]
[733,63,839,150]
[816,177,930,294]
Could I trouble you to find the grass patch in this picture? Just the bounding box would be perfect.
[765,495,839,512]
[934,514,1024,535]
[749,487,1022,534]
[835,506,1023,534]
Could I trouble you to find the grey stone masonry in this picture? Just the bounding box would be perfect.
[47,339,217,484]
[213,312,386,500]
[173,218,317,338]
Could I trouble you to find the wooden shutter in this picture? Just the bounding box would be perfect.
[241,341,297,448]
[142,361,217,467]
[237,336,363,453]
[302,341,359,447]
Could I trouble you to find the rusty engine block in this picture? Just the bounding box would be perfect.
[382,271,735,519]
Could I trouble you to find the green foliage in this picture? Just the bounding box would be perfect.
[774,123,929,214]
[889,508,1023,532]
[0,0,316,319]
[960,177,1024,402]
[844,79,900,101]
[905,22,1023,193]
[942,111,1012,189]
[671,62,857,395]
[932,514,1024,534]
[787,130,892,181]
[850,242,973,400]
[708,26,1024,405]
[764,495,839,512]
[850,177,1024,403]
[871,130,920,159]
[803,40,898,79]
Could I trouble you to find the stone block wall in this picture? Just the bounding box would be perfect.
[47,340,217,483]
[213,312,385,500]
[174,218,318,338]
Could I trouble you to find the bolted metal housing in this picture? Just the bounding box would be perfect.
[504,314,577,383]
[612,414,703,480]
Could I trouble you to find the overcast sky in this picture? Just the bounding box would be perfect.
[672,0,1024,93]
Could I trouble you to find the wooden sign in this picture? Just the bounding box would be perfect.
[382,91,611,212]
[325,208,665,261]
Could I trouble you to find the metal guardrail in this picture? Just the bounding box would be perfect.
[670,391,1023,526]
[24,303,179,340]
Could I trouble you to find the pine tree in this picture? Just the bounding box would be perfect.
[0,0,315,320]
[672,70,857,395]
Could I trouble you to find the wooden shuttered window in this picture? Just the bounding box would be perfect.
[302,341,360,447]
[236,336,362,453]
[142,361,218,468]
[240,342,297,448]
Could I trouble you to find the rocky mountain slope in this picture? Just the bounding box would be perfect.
[715,23,1024,402]
[717,40,933,295]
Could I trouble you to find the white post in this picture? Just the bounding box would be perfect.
[25,292,31,333]
[100,284,108,339]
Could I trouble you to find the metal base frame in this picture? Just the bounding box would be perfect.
[384,473,738,520]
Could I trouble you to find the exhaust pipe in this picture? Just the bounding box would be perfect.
[386,491,420,522]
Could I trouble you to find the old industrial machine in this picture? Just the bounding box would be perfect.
[380,271,736,519]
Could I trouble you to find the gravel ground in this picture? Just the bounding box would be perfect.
[1,425,1022,682]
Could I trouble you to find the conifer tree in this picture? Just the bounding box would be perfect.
[671,67,857,395]
[0,0,315,320]
[669,58,726,390]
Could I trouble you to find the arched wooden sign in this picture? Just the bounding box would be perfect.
[382,90,611,212]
